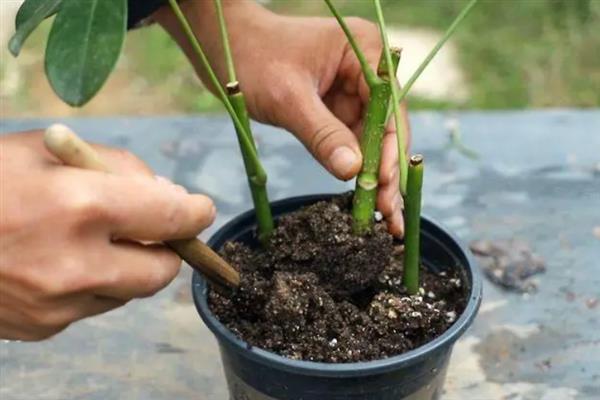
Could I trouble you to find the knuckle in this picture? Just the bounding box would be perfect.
[162,201,187,238]
[114,149,151,176]
[194,196,215,228]
[141,252,180,298]
[62,187,106,224]
[32,257,89,299]
[267,74,297,108]
[309,123,339,156]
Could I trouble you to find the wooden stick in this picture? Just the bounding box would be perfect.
[44,124,240,290]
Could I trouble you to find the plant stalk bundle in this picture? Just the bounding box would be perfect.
[325,0,479,292]
[168,0,274,241]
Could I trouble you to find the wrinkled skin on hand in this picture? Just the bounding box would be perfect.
[0,131,216,340]
[155,0,410,236]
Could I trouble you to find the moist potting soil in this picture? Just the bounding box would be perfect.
[209,195,468,363]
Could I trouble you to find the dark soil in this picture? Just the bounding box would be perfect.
[209,195,468,363]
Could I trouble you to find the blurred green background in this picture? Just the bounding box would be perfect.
[1,0,598,117]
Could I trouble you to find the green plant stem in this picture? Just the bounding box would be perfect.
[380,48,400,124]
[373,0,409,196]
[324,0,378,87]
[377,46,400,79]
[213,0,236,82]
[351,80,390,234]
[167,0,266,186]
[227,83,273,241]
[403,155,424,295]
[214,0,273,240]
[397,0,479,103]
[351,51,399,235]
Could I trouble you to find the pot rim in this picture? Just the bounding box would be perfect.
[192,193,482,378]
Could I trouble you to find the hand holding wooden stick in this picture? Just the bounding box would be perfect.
[44,124,240,290]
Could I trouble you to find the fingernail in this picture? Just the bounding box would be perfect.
[329,147,358,178]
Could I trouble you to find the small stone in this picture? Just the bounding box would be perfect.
[450,278,462,287]
[329,338,338,347]
[387,309,398,319]
[445,311,457,323]
[418,287,426,295]
[374,211,383,222]
[586,298,598,309]
[427,291,436,299]
[410,311,422,318]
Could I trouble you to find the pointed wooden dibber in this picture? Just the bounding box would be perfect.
[44,124,240,290]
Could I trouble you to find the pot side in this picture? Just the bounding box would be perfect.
[192,194,482,400]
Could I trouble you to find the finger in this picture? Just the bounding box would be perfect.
[91,145,154,177]
[92,242,181,300]
[79,172,215,241]
[379,128,399,186]
[378,169,400,217]
[0,317,58,341]
[388,205,404,238]
[377,170,404,238]
[35,296,125,330]
[323,90,363,128]
[279,88,362,180]
[91,143,191,211]
[0,295,123,341]
[380,192,404,238]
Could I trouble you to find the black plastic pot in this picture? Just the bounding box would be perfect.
[192,194,482,400]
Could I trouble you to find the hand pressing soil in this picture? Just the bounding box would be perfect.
[209,195,468,363]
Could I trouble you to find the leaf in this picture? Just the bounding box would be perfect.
[15,0,62,29]
[45,0,127,107]
[9,0,63,57]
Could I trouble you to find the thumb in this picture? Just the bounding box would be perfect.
[279,90,362,180]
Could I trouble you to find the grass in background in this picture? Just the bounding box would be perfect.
[2,0,598,116]
[270,0,600,109]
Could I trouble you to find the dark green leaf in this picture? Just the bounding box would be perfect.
[9,0,63,57]
[15,0,62,29]
[45,0,127,107]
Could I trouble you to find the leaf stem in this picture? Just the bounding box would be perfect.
[351,50,399,235]
[373,0,409,196]
[324,0,379,87]
[167,0,266,185]
[403,154,424,295]
[397,0,479,103]
[213,0,236,82]
[227,82,274,241]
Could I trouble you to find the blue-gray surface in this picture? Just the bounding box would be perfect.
[1,110,599,400]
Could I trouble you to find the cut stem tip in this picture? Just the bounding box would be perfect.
[410,154,424,166]
[226,81,240,95]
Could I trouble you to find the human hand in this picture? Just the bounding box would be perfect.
[155,0,409,236]
[0,131,215,340]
